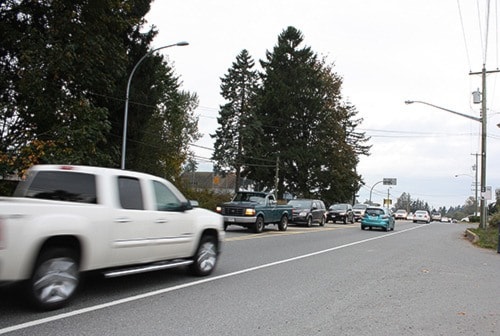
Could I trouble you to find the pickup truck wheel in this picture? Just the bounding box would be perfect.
[278,215,288,231]
[190,235,218,276]
[254,216,265,233]
[28,248,80,310]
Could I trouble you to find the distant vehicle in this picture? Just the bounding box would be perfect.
[431,211,442,222]
[407,212,414,220]
[394,209,408,220]
[327,203,354,224]
[361,207,395,231]
[460,217,470,222]
[288,199,327,227]
[440,216,450,223]
[413,210,431,223]
[352,203,369,221]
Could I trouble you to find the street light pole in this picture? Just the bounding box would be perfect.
[405,98,486,228]
[369,180,383,205]
[121,41,189,170]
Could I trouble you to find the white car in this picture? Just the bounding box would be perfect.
[413,210,430,223]
[394,209,408,220]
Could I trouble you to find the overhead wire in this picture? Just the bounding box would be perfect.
[457,0,472,70]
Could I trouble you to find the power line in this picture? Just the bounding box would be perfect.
[457,0,472,70]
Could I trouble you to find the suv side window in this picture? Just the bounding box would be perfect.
[18,171,97,204]
[152,180,181,211]
[118,176,144,210]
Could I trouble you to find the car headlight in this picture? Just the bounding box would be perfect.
[216,206,222,213]
[245,208,256,216]
[299,211,307,216]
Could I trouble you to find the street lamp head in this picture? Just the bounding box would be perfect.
[404,100,414,104]
[176,41,189,46]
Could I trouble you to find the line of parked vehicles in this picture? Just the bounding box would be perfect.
[216,191,455,234]
[215,192,408,233]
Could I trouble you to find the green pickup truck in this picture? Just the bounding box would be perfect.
[216,191,292,233]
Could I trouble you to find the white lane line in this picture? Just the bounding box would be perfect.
[0,225,425,334]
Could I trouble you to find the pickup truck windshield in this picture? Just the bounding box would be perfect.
[233,193,266,203]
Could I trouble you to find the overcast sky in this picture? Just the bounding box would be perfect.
[145,0,500,209]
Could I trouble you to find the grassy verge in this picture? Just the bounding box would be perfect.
[470,227,499,251]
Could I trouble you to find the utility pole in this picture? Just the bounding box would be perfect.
[274,156,280,199]
[471,153,479,215]
[469,66,500,229]
[386,188,391,209]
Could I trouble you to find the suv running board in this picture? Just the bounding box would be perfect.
[103,259,194,278]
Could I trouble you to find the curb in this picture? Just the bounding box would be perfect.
[464,229,479,244]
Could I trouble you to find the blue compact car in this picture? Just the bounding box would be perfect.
[361,207,395,231]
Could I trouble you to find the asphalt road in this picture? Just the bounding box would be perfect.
[0,221,498,335]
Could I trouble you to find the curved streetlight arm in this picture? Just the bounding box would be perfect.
[369,180,384,204]
[121,41,189,170]
[404,100,481,123]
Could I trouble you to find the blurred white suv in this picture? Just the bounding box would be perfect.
[352,204,368,221]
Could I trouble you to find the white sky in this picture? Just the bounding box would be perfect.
[145,0,500,209]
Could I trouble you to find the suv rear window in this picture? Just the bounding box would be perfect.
[14,171,97,204]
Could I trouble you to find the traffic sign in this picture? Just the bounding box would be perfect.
[383,178,397,185]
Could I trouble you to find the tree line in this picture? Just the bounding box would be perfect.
[1,2,371,206]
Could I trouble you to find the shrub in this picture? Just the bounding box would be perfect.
[0,180,18,196]
[469,215,480,223]
[488,212,500,228]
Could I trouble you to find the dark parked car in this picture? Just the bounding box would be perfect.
[288,199,327,227]
[327,203,354,224]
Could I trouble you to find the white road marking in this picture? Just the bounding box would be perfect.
[0,225,425,335]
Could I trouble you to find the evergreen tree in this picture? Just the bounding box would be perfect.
[394,192,412,211]
[250,26,369,202]
[211,49,261,192]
